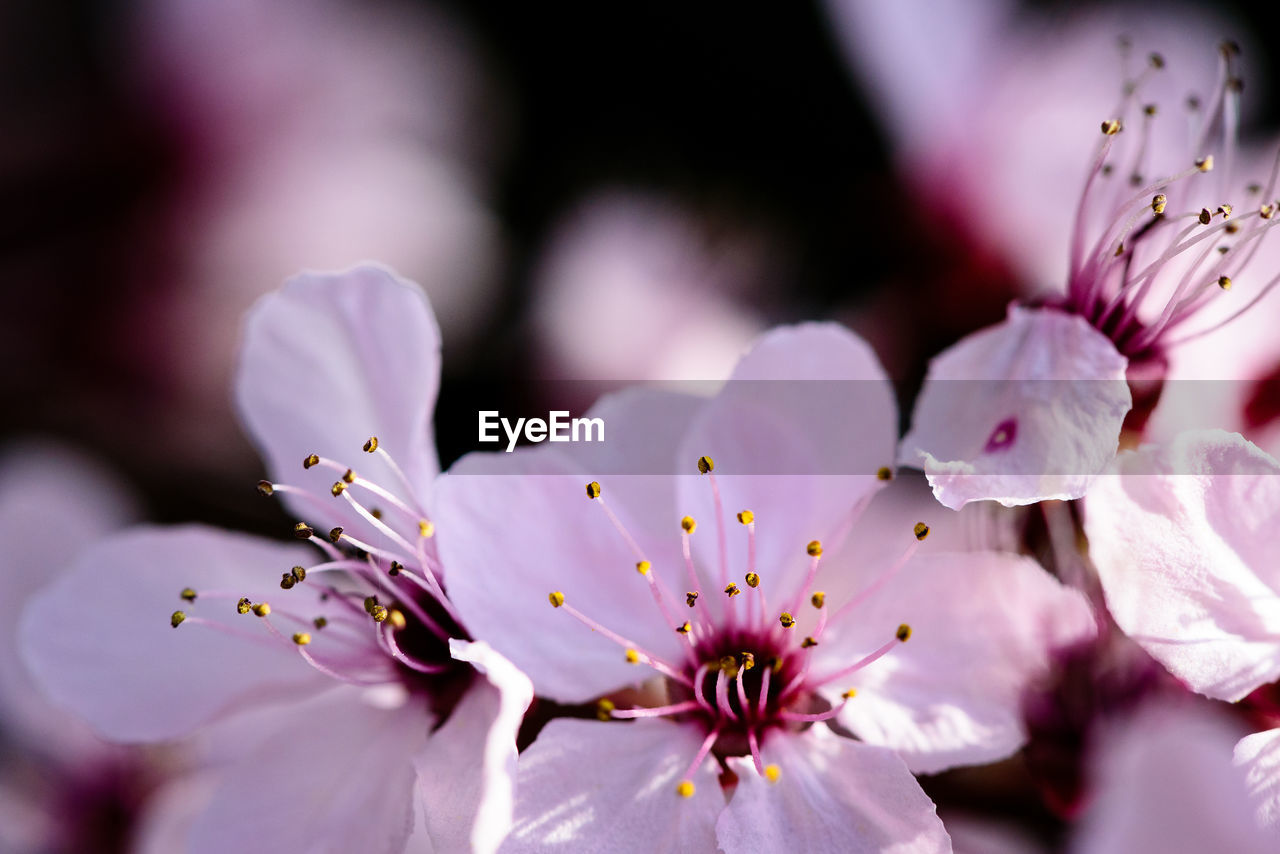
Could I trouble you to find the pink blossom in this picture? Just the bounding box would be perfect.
[20,266,532,854]
[830,2,1280,507]
[434,324,1096,851]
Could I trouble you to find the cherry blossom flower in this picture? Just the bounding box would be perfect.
[20,266,531,854]
[434,324,1096,852]
[829,2,1280,508]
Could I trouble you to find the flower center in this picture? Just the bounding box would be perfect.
[549,458,919,797]
[168,438,472,712]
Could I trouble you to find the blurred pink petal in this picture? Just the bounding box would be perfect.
[1072,703,1272,853]
[531,191,768,382]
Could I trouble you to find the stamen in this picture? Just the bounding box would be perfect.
[804,624,911,692]
[610,700,702,719]
[675,726,723,797]
[552,597,692,687]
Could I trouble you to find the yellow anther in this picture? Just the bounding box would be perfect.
[801,636,818,649]
[768,656,784,673]
[913,522,930,541]
[779,612,795,629]
[585,481,602,499]
[279,573,296,590]
[370,605,389,623]
[548,591,565,608]
[292,632,311,646]
[740,652,756,671]
[180,588,197,602]
[625,648,640,664]
[170,611,186,628]
[764,764,781,783]
[293,522,314,539]
[370,508,383,520]
[1142,103,1157,117]
[686,592,699,607]
[1225,223,1240,234]
[419,520,435,538]
[363,437,379,453]
[676,781,695,798]
[677,621,692,634]
[1196,155,1214,172]
[364,596,379,613]
[328,527,344,543]
[896,624,912,642]
[596,699,616,722]
[387,609,407,630]
[697,456,714,474]
[236,597,252,615]
[1219,204,1233,219]
[1219,276,1233,291]
[811,591,826,609]
[1263,204,1276,220]
[313,616,328,630]
[1114,242,1126,258]
[724,583,741,598]
[736,510,754,525]
[1148,52,1165,69]
[331,481,347,497]
[1199,208,1213,225]
[256,480,275,497]
[806,540,822,557]
[745,572,760,589]
[291,566,306,582]
[252,603,271,618]
[388,561,403,576]
[876,466,893,481]
[720,655,739,676]
[303,453,320,470]
[636,560,652,576]
[342,469,356,484]
[842,688,857,700]
[1152,193,1167,214]
[1100,118,1121,135]
[680,516,697,534]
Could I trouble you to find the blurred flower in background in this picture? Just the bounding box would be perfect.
[2,0,501,471]
[0,442,196,853]
[530,190,772,385]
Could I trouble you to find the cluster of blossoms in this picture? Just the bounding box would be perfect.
[11,25,1280,854]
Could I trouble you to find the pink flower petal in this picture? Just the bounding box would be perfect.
[235,264,441,536]
[436,390,699,703]
[185,687,426,854]
[818,550,1096,774]
[1235,728,1280,832]
[19,526,329,741]
[1072,703,1272,854]
[0,442,138,754]
[501,718,723,853]
[412,640,533,854]
[677,323,897,601]
[717,726,950,853]
[1085,430,1280,701]
[901,306,1130,509]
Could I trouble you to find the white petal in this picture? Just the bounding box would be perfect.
[1085,430,1280,700]
[901,306,1130,508]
